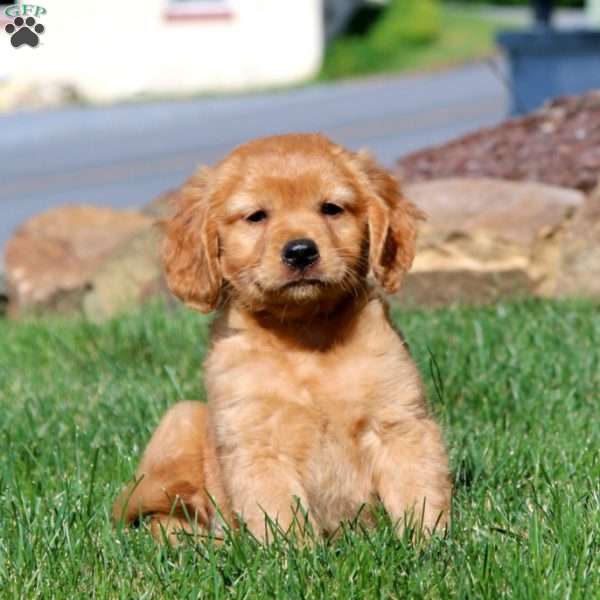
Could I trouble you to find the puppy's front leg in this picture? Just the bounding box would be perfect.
[222,453,312,542]
[373,418,451,535]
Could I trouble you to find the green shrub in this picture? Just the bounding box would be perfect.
[321,0,441,79]
[372,0,441,48]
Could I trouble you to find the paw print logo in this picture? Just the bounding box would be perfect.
[5,16,45,48]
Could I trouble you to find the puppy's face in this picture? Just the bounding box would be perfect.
[215,144,367,308]
[163,134,423,314]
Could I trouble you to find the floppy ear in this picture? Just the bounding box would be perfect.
[162,168,222,313]
[359,154,425,293]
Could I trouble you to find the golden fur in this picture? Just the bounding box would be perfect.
[113,133,451,542]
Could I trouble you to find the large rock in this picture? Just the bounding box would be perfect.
[402,178,584,306]
[4,205,153,317]
[554,184,600,299]
[82,225,170,323]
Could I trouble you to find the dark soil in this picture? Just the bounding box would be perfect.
[397,91,600,192]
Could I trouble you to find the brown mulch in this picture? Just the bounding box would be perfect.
[396,91,600,192]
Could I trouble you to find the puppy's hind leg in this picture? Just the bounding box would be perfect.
[113,401,231,543]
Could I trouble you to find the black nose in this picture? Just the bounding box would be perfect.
[282,238,319,270]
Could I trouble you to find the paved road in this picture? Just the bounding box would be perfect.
[0,61,508,258]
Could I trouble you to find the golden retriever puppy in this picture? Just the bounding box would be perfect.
[113,133,451,542]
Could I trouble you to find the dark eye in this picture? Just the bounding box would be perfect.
[321,202,344,216]
[246,210,267,223]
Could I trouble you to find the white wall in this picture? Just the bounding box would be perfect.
[0,0,324,102]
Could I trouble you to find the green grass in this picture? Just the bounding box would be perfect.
[320,3,511,81]
[0,299,599,598]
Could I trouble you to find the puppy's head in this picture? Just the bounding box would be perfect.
[163,134,424,314]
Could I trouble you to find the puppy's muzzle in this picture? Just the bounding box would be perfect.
[282,238,319,271]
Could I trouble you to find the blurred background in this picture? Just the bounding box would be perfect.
[2,0,600,317]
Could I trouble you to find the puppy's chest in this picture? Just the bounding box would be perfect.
[209,331,422,527]
[209,328,419,436]
[222,350,390,520]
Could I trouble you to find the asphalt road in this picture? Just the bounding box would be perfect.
[0,61,509,259]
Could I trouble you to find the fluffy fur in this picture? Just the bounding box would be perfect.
[113,133,451,542]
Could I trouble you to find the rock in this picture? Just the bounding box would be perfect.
[397,91,600,193]
[554,184,600,299]
[82,225,170,323]
[5,175,596,319]
[141,188,179,220]
[401,178,584,306]
[4,205,153,317]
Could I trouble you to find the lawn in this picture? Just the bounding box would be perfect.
[320,3,511,81]
[0,299,598,598]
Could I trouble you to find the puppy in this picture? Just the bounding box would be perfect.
[113,133,451,542]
